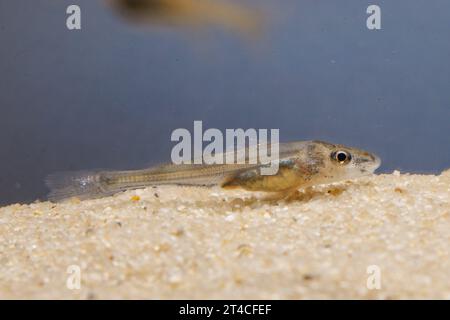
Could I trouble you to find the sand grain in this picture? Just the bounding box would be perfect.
[0,171,449,299]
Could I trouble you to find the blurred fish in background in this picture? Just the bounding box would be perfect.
[107,0,264,36]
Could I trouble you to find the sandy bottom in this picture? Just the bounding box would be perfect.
[0,170,449,299]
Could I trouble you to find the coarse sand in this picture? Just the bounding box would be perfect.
[0,170,449,299]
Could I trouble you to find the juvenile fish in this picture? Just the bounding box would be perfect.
[45,140,381,202]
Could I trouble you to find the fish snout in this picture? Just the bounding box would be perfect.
[368,153,382,172]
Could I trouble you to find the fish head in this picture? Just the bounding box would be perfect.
[307,141,381,183]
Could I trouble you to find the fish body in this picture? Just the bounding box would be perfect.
[221,141,381,191]
[46,140,381,202]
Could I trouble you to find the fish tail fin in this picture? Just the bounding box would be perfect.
[45,170,111,202]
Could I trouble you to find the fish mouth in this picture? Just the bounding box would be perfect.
[365,154,381,173]
[357,153,381,176]
[372,154,382,171]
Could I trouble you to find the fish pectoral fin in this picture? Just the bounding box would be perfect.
[220,175,244,189]
[220,167,260,190]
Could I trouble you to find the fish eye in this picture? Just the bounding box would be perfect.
[331,150,352,164]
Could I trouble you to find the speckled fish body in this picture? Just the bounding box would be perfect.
[221,140,381,192]
[45,140,381,201]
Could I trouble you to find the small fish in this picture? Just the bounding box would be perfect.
[45,140,381,202]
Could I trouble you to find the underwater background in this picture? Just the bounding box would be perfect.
[0,0,449,205]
